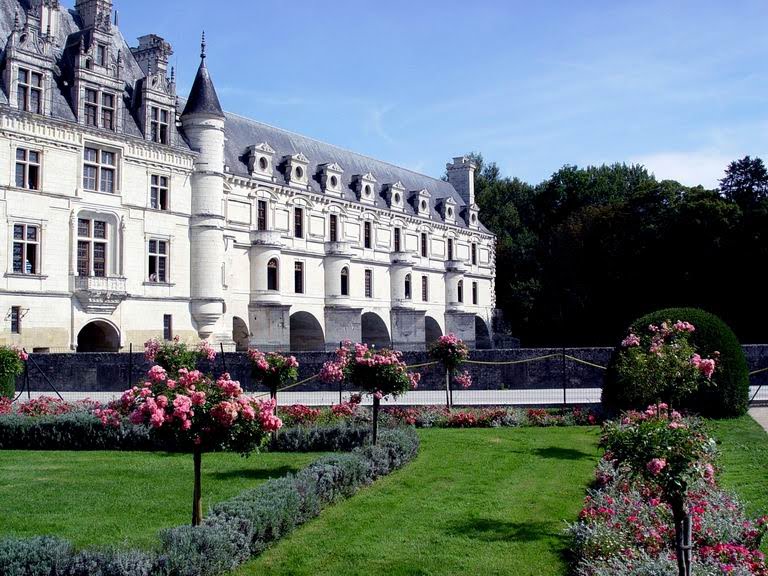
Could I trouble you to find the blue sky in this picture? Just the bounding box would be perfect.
[115,0,768,188]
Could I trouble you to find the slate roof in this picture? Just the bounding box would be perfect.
[181,56,224,119]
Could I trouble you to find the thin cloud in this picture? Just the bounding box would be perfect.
[631,150,734,188]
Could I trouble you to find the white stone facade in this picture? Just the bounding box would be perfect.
[0,0,496,352]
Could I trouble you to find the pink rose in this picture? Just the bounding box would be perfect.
[646,458,667,476]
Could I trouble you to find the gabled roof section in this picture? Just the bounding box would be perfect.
[181,34,223,119]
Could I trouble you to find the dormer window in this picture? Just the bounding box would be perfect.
[383,181,405,211]
[353,173,377,205]
[285,153,309,187]
[96,44,107,67]
[84,88,116,131]
[319,162,344,196]
[150,107,170,144]
[259,157,268,171]
[248,143,275,179]
[413,189,432,217]
[17,68,42,114]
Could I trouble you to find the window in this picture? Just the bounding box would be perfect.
[10,306,21,334]
[83,147,116,193]
[471,243,477,265]
[77,218,108,277]
[150,175,169,210]
[15,148,40,190]
[150,106,170,144]
[257,200,268,231]
[457,280,464,303]
[148,239,168,283]
[294,207,304,238]
[447,238,454,261]
[12,224,39,275]
[472,281,478,305]
[364,221,372,248]
[421,276,428,302]
[329,214,338,242]
[83,88,116,130]
[96,44,107,67]
[163,314,173,341]
[340,267,349,296]
[294,261,304,294]
[17,68,42,114]
[394,227,401,252]
[364,269,372,298]
[404,273,411,300]
[420,232,428,257]
[267,258,279,291]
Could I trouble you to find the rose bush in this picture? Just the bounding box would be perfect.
[248,349,299,404]
[144,336,217,375]
[429,334,471,407]
[0,345,27,398]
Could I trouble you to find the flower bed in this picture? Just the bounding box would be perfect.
[0,427,419,576]
[569,411,768,575]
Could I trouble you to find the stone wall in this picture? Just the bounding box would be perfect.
[17,345,768,396]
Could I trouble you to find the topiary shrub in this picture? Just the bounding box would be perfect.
[603,308,749,418]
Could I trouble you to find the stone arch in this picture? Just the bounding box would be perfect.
[475,316,492,349]
[425,316,443,347]
[290,311,325,351]
[77,320,120,352]
[232,316,250,352]
[361,312,391,349]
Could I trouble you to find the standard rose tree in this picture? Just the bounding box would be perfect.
[144,336,217,375]
[248,349,299,408]
[320,341,420,444]
[428,333,471,408]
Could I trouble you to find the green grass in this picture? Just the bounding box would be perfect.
[235,427,602,576]
[0,450,320,549]
[708,414,768,517]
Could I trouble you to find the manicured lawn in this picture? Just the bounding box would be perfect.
[0,450,321,550]
[235,427,602,576]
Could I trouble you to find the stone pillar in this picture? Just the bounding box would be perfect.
[445,311,476,349]
[391,308,426,351]
[324,306,362,350]
[248,303,290,351]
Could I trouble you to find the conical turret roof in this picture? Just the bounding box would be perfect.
[182,33,224,119]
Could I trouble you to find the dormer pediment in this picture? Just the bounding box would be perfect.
[284,153,310,187]
[440,196,458,223]
[411,189,432,217]
[319,162,344,196]
[382,181,406,212]
[353,172,377,205]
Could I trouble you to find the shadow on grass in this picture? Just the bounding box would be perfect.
[530,447,594,461]
[448,518,566,544]
[208,465,301,481]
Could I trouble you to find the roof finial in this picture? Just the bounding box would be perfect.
[200,31,206,60]
[13,11,19,31]
[170,66,176,83]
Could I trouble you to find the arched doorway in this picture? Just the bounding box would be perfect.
[233,316,250,352]
[475,316,492,349]
[361,312,391,349]
[425,316,442,347]
[290,311,325,351]
[77,320,120,352]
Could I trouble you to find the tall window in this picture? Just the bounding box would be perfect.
[77,218,108,277]
[150,175,169,210]
[10,306,21,334]
[457,280,464,303]
[394,227,401,252]
[329,214,338,242]
[17,68,42,114]
[404,273,411,300]
[471,243,477,265]
[267,258,279,291]
[12,224,39,275]
[294,207,304,238]
[447,238,454,261]
[148,239,168,282]
[340,267,349,296]
[83,89,116,130]
[163,314,173,341]
[83,147,116,193]
[150,107,170,144]
[84,89,98,127]
[15,148,40,190]
[364,221,372,248]
[364,269,373,298]
[257,200,268,231]
[96,44,107,67]
[472,281,478,305]
[421,276,428,302]
[101,93,115,130]
[420,232,428,257]
[294,261,304,294]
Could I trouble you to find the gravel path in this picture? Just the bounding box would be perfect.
[749,407,768,434]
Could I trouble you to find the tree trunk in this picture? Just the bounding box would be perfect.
[445,369,451,411]
[372,396,380,445]
[672,498,692,576]
[192,447,203,526]
[270,383,278,414]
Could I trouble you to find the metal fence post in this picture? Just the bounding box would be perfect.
[562,346,567,406]
[220,343,227,373]
[127,342,133,388]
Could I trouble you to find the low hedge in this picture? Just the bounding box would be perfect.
[0,427,419,576]
[603,307,749,417]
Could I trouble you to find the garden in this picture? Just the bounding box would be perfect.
[0,307,767,576]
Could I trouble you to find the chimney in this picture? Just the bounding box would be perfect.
[131,34,173,77]
[446,156,477,207]
[74,0,112,30]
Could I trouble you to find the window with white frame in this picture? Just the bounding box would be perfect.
[150,106,170,144]
[12,223,39,275]
[420,232,428,257]
[340,266,349,296]
[150,175,169,210]
[77,218,108,277]
[447,238,454,261]
[394,227,401,252]
[10,306,21,334]
[95,43,108,67]
[472,281,478,305]
[404,273,412,300]
[294,261,304,294]
[83,146,117,193]
[329,214,338,242]
[457,280,464,303]
[163,314,173,340]
[148,238,168,283]
[471,243,477,265]
[17,68,42,114]
[15,148,40,190]
[267,258,279,291]
[294,207,304,238]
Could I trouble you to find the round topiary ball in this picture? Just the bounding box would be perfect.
[603,308,749,418]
